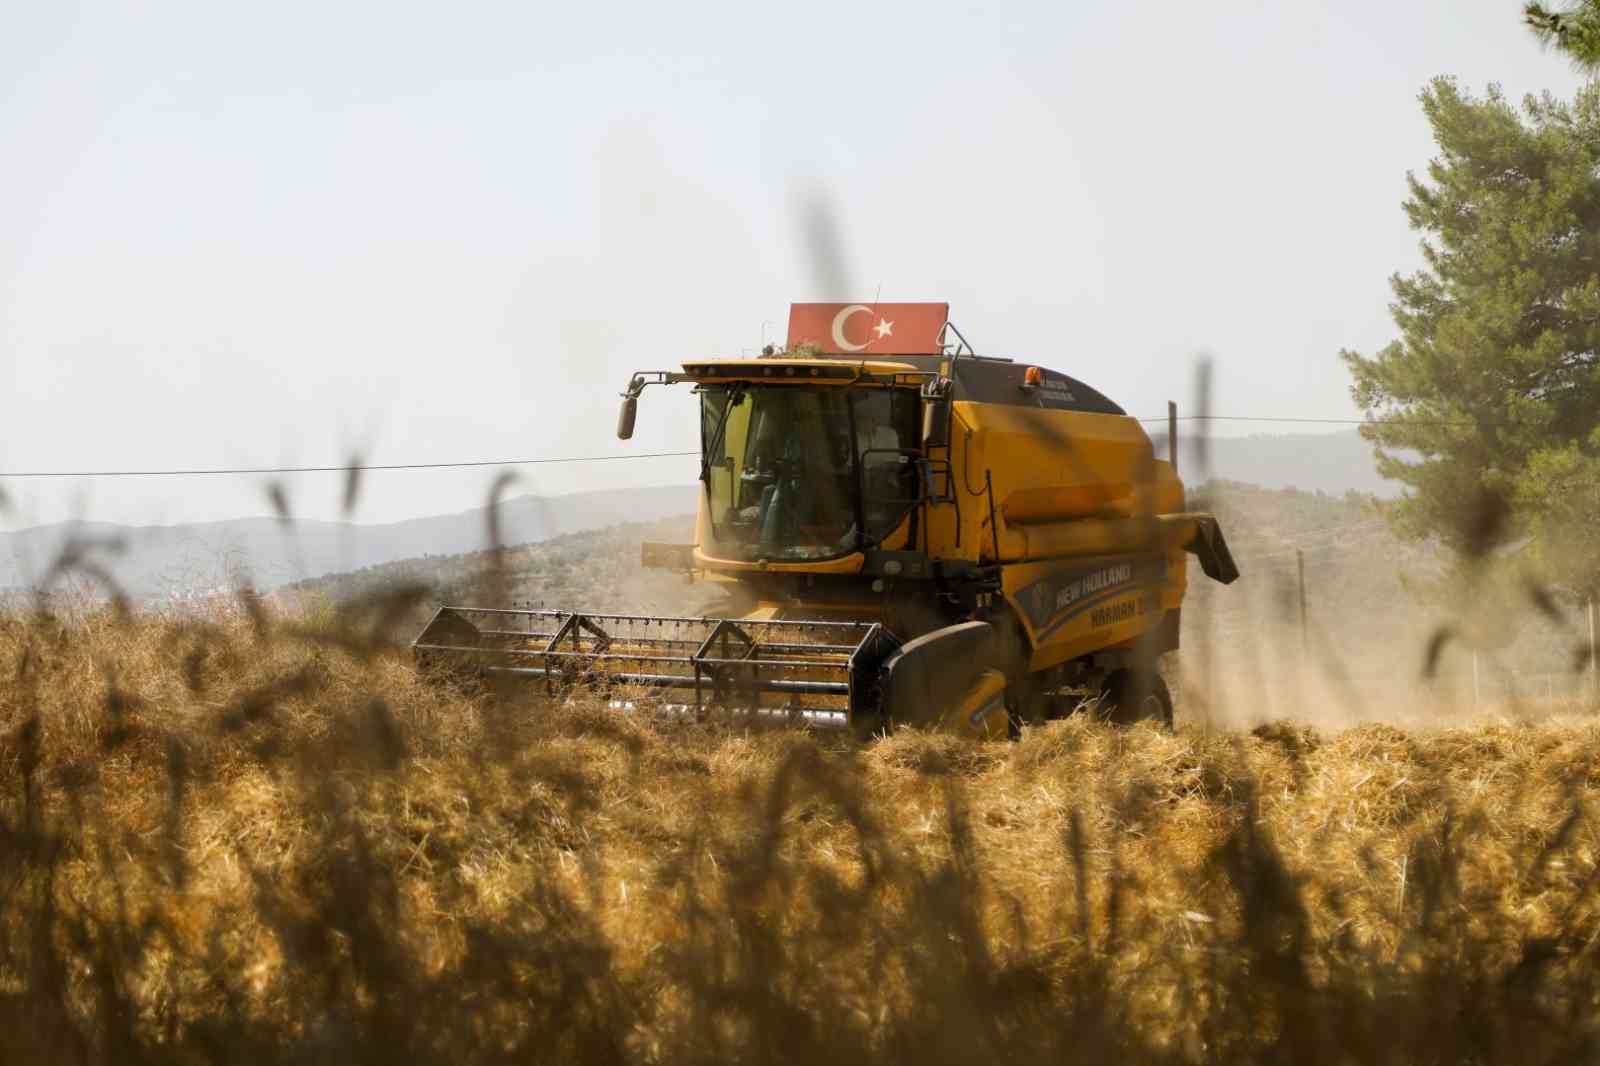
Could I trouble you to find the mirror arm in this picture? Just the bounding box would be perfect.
[616,370,688,441]
[621,369,687,400]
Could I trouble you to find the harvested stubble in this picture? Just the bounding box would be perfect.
[3,605,1600,1064]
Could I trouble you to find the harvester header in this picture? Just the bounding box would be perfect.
[416,300,1238,737]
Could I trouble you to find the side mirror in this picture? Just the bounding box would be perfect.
[617,395,638,440]
[921,380,951,448]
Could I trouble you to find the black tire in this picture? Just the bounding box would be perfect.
[1097,669,1174,729]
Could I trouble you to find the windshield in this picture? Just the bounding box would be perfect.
[699,385,918,561]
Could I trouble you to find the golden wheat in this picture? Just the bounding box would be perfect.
[2,603,1599,1063]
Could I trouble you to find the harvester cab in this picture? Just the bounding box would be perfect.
[414,302,1238,737]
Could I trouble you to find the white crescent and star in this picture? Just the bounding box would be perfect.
[829,305,894,351]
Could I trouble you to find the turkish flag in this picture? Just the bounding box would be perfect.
[786,302,950,356]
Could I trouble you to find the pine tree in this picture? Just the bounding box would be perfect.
[1342,79,1600,595]
[1526,1,1600,69]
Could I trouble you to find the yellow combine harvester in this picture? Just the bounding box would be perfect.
[413,302,1237,736]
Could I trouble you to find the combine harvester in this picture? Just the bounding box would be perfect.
[414,303,1238,737]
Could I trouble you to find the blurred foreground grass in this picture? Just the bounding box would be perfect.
[3,602,1600,1064]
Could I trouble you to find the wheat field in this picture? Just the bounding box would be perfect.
[2,595,1599,1064]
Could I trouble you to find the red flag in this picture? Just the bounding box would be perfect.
[785,302,949,356]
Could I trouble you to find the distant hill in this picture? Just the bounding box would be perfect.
[2,485,696,603]
[3,429,1403,606]
[277,513,718,626]
[1152,428,1402,498]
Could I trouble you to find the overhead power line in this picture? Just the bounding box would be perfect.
[0,451,699,479]
[1138,415,1473,427]
[0,412,1464,481]
[1251,530,1391,562]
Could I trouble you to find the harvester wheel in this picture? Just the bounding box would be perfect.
[1096,670,1174,729]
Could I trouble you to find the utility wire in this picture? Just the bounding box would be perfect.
[1266,517,1389,541]
[1138,414,1473,426]
[1246,520,1390,557]
[0,451,699,479]
[1252,539,1378,562]
[0,414,1463,480]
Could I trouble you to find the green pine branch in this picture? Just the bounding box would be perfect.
[1526,1,1600,69]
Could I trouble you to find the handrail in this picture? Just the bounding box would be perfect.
[938,320,976,359]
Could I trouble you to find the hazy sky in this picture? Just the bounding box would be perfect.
[1,1,1587,529]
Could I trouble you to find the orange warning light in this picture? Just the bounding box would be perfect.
[1023,366,1044,388]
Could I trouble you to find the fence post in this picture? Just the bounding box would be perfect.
[1590,595,1598,702]
[1296,548,1308,657]
[1167,400,1177,471]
